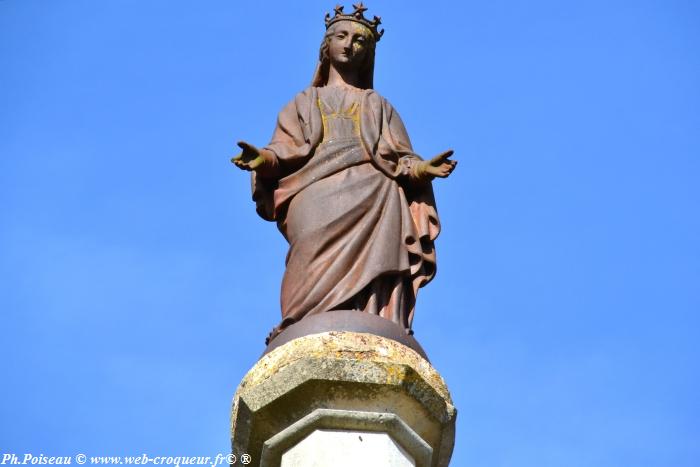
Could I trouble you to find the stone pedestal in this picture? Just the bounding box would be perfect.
[231,331,456,467]
[280,423,415,466]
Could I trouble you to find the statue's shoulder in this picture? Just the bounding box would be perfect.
[296,86,319,100]
[366,88,383,98]
[278,87,316,110]
[275,87,317,115]
[363,89,397,116]
[364,89,392,107]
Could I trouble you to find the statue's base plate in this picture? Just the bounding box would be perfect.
[263,310,428,360]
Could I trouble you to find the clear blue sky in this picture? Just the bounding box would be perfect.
[1,1,698,465]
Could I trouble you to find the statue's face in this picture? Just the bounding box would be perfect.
[327,21,371,70]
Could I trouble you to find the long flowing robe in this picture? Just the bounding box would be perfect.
[252,86,440,339]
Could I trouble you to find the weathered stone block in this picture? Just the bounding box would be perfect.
[231,331,456,466]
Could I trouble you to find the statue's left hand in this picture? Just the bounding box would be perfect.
[417,150,457,179]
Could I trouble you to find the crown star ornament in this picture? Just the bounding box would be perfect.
[325,2,384,41]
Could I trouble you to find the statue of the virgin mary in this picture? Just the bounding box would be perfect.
[233,3,457,343]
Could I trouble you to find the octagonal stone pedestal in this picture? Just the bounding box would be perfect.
[231,331,457,467]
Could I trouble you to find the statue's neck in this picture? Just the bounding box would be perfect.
[327,64,360,88]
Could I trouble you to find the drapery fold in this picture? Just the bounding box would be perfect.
[249,87,441,337]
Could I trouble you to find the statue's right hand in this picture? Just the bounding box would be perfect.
[231,141,267,171]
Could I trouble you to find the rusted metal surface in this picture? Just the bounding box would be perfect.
[232,5,456,343]
[263,310,429,361]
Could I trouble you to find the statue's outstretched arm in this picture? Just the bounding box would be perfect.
[232,91,318,180]
[383,99,457,183]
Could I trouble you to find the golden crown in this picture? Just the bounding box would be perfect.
[324,3,384,42]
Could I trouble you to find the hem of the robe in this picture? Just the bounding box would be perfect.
[274,268,414,340]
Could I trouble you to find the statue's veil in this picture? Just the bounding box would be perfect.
[311,22,376,89]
